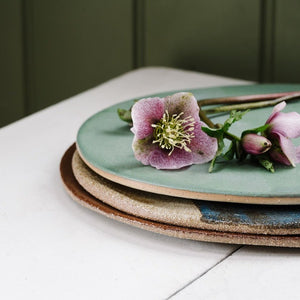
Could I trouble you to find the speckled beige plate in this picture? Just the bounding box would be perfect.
[60,144,300,247]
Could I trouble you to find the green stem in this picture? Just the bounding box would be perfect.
[199,109,240,142]
[197,91,300,107]
[202,93,300,114]
[199,108,215,128]
[224,131,241,142]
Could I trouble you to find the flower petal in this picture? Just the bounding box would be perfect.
[296,145,300,164]
[266,101,286,124]
[148,148,193,169]
[269,133,297,166]
[164,92,200,122]
[132,135,194,169]
[132,135,156,166]
[190,121,218,164]
[269,111,300,139]
[131,97,164,139]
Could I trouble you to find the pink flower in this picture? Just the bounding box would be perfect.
[265,101,300,166]
[241,133,272,155]
[131,92,218,169]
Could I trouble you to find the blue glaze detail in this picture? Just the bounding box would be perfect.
[195,201,300,228]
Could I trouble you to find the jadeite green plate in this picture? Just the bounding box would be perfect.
[76,84,300,205]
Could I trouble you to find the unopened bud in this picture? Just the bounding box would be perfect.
[242,133,272,155]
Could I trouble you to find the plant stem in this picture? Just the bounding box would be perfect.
[197,91,300,107]
[224,131,241,142]
[202,93,300,114]
[199,108,215,127]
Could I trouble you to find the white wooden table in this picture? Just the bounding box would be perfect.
[1,67,299,300]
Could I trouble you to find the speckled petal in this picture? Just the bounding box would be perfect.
[131,97,164,139]
[270,133,297,166]
[133,135,194,169]
[132,135,157,166]
[148,148,193,170]
[190,121,218,164]
[164,92,200,121]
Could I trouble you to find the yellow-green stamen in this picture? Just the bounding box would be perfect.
[151,111,195,155]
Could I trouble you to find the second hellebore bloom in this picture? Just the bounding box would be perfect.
[131,92,217,169]
[265,101,300,166]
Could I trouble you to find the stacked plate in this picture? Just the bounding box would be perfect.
[60,84,300,248]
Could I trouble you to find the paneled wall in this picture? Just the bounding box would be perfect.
[1,0,300,127]
[142,0,261,80]
[1,1,25,127]
[273,0,300,83]
[24,0,133,114]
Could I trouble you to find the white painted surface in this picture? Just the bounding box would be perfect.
[172,246,300,300]
[0,67,253,299]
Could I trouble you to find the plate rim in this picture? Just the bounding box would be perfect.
[76,84,300,205]
[76,143,300,205]
[61,144,300,248]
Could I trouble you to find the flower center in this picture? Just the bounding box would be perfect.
[151,111,195,155]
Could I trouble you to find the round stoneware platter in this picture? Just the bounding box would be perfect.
[60,144,300,248]
[76,84,300,205]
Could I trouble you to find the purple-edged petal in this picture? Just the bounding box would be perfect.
[266,101,286,124]
[296,146,300,164]
[164,92,200,121]
[131,97,164,139]
[269,133,297,166]
[189,121,218,164]
[148,148,193,169]
[269,111,300,139]
[132,133,194,169]
[132,135,157,166]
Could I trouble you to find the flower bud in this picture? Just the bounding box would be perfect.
[241,133,272,155]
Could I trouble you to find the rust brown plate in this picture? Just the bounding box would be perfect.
[60,144,300,248]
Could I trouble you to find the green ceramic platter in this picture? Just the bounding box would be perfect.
[77,84,300,205]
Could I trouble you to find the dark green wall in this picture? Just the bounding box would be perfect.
[143,0,261,80]
[24,0,133,113]
[1,1,25,127]
[1,0,300,127]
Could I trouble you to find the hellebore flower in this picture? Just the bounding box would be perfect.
[241,133,272,155]
[131,92,218,169]
[265,101,300,166]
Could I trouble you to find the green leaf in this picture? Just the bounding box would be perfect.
[223,141,235,161]
[203,110,250,172]
[223,110,249,132]
[201,126,223,138]
[257,155,275,173]
[208,156,217,173]
[117,108,132,124]
[207,131,226,172]
[242,124,270,137]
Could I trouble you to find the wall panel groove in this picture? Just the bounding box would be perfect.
[259,0,276,82]
[133,0,145,68]
[0,0,25,127]
[273,0,300,83]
